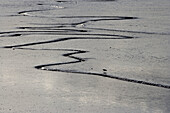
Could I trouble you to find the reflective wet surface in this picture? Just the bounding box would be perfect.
[0,0,170,112]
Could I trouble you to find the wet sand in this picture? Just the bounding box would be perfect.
[0,0,170,113]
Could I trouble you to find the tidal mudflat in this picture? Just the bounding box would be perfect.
[0,0,170,113]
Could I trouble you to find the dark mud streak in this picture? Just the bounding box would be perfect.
[23,17,138,30]
[86,0,117,2]
[18,9,52,14]
[17,9,139,20]
[13,15,167,35]
[18,27,88,32]
[0,16,138,37]
[84,27,170,35]
[0,30,136,38]
[33,48,170,89]
[5,46,170,89]
[0,29,168,38]
[34,48,170,89]
[58,16,137,19]
[2,36,134,48]
[2,38,170,89]
[56,1,70,3]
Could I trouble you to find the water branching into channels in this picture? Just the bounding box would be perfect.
[1,1,170,89]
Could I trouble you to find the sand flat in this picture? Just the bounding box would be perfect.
[0,0,170,113]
